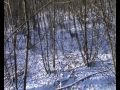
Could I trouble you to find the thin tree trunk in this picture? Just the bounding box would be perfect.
[13,34,18,90]
[23,0,30,89]
[84,0,89,66]
[53,0,56,69]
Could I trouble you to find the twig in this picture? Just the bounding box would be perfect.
[5,0,54,43]
[55,0,73,4]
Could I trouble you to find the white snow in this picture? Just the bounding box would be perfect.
[21,52,115,90]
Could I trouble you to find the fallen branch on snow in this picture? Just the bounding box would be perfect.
[57,70,109,90]
[54,69,75,86]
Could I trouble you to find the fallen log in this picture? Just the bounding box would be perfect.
[57,70,109,90]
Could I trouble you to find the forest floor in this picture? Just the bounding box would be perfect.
[17,51,116,90]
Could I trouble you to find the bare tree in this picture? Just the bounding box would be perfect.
[23,0,30,89]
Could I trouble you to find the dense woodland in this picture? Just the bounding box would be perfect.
[4,0,116,90]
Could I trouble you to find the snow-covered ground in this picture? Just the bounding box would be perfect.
[7,51,114,90]
[4,27,115,90]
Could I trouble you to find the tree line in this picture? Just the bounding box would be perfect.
[4,0,116,90]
